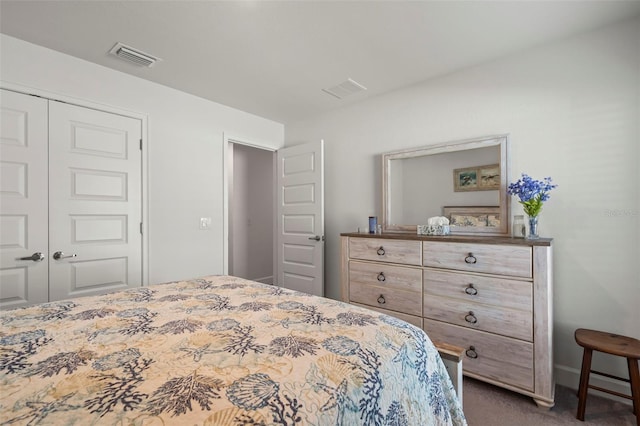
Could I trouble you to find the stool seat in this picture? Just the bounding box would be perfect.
[575,328,640,359]
[574,328,640,425]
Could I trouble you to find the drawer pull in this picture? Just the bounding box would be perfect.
[464,284,478,295]
[465,346,478,359]
[465,311,478,324]
[377,272,386,282]
[377,295,386,304]
[464,253,477,264]
[377,246,385,256]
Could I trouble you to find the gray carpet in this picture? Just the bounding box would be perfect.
[462,377,636,425]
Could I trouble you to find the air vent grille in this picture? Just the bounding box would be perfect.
[109,42,160,67]
[322,78,367,99]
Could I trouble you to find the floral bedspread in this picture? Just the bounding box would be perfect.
[0,275,466,425]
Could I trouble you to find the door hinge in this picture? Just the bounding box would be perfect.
[140,139,143,150]
[140,222,143,234]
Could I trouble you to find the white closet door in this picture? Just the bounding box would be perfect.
[48,101,142,300]
[0,90,49,309]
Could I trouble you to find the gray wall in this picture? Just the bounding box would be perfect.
[286,17,640,392]
[0,34,284,285]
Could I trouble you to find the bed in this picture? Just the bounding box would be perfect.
[0,275,466,425]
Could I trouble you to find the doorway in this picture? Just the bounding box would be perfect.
[227,142,275,284]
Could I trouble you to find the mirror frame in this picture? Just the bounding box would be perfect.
[382,134,510,235]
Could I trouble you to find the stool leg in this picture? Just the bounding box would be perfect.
[627,357,639,425]
[577,348,592,421]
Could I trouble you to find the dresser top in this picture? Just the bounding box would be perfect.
[340,232,552,246]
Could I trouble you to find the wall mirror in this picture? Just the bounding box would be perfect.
[382,134,510,235]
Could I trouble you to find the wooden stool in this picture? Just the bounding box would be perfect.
[575,328,640,425]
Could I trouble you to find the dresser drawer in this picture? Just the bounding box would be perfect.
[350,281,422,316]
[423,294,532,341]
[351,302,423,328]
[423,242,532,278]
[350,260,422,292]
[424,270,532,312]
[350,237,421,265]
[423,319,534,391]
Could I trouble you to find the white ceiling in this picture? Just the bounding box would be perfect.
[1,1,639,124]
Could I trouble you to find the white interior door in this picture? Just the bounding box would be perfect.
[0,90,49,309]
[276,140,324,296]
[48,101,142,300]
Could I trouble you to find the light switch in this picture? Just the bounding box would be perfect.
[199,217,212,230]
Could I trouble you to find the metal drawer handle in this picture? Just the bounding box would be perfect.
[466,346,478,359]
[465,311,478,324]
[377,295,386,304]
[377,272,386,282]
[464,284,478,295]
[19,252,45,262]
[377,246,385,256]
[464,253,477,264]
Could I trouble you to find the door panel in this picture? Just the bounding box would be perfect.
[276,141,324,296]
[0,90,49,309]
[48,101,142,300]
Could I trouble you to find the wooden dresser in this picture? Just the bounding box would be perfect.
[340,232,554,408]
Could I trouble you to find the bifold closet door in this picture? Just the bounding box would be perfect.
[48,101,142,300]
[0,90,49,309]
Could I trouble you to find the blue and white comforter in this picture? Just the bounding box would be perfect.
[0,275,466,425]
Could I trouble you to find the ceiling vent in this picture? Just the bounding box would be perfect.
[109,42,161,67]
[322,78,367,99]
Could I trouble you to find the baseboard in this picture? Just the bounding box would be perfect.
[555,364,633,406]
[252,275,274,285]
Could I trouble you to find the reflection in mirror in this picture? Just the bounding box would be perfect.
[382,134,509,235]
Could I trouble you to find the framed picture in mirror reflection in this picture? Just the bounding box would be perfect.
[453,163,500,192]
[443,206,501,231]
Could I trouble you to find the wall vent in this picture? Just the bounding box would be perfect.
[109,42,161,67]
[322,78,367,99]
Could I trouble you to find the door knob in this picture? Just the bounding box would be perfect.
[19,252,45,262]
[53,251,77,260]
[308,235,322,241]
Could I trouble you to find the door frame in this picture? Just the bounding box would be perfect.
[222,133,281,279]
[0,81,150,287]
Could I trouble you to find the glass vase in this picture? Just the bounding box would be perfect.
[527,215,539,239]
[512,215,525,238]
